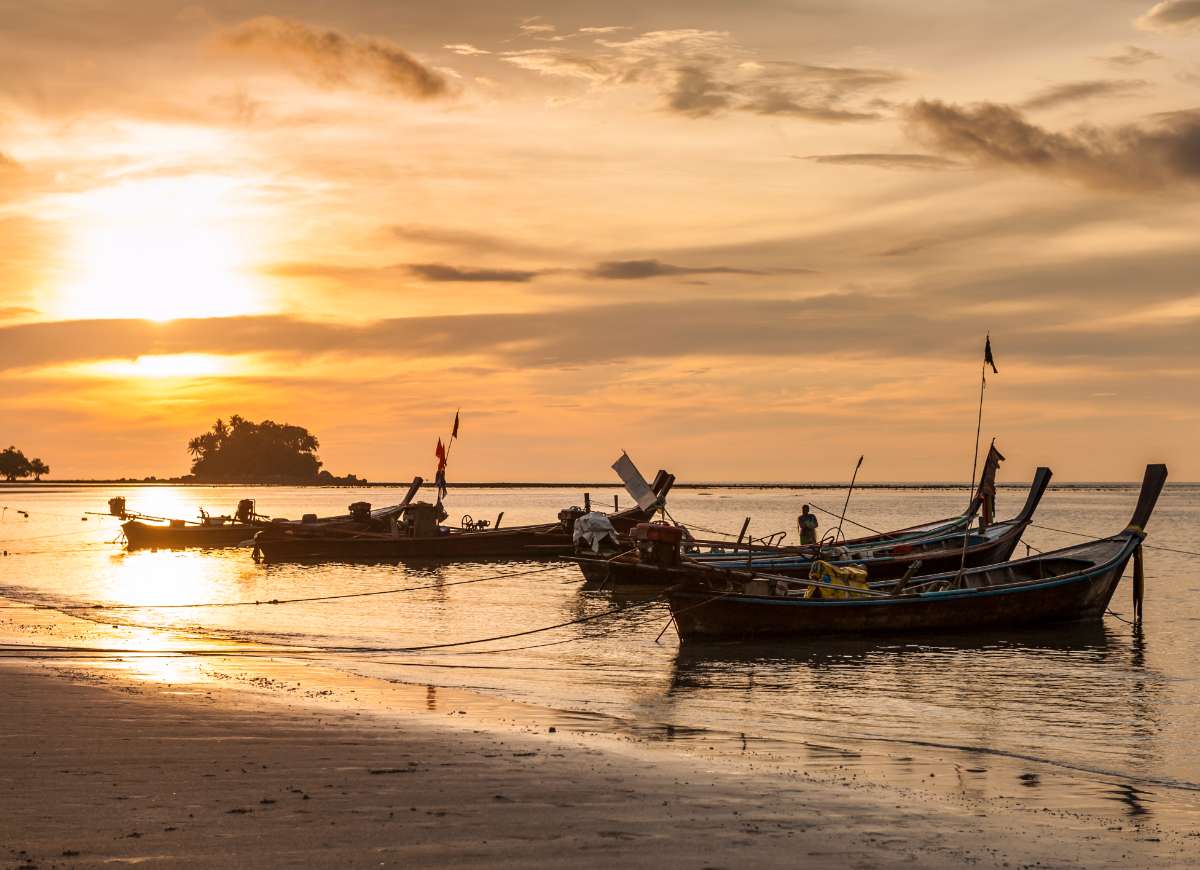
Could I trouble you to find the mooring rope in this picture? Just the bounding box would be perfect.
[1029,522,1200,558]
[0,564,565,611]
[0,596,660,657]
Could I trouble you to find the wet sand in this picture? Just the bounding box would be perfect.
[1,655,1188,870]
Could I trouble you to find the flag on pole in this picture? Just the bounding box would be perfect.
[451,410,460,440]
[434,438,448,500]
[984,334,998,375]
[973,440,1006,527]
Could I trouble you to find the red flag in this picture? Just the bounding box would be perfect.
[435,438,447,472]
[451,411,460,440]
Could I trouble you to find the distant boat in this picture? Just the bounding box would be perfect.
[250,472,676,563]
[577,468,1051,589]
[664,464,1166,641]
[114,479,424,549]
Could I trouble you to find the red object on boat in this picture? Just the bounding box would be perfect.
[632,522,684,545]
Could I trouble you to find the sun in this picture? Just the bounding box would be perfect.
[55,176,269,322]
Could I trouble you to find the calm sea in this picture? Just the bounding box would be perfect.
[3,481,1199,829]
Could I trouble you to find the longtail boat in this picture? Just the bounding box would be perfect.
[251,471,675,563]
[665,464,1166,641]
[577,467,1051,589]
[116,479,424,549]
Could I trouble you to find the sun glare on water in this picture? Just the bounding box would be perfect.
[56,176,268,322]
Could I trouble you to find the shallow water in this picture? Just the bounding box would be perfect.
[3,480,1199,830]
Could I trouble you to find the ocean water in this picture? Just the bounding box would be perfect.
[2,480,1199,829]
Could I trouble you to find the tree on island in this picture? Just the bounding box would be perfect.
[29,458,49,481]
[0,446,40,481]
[187,416,323,482]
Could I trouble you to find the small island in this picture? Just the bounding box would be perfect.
[0,446,50,481]
[183,416,365,485]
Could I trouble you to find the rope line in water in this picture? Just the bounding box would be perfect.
[0,564,565,611]
[0,598,658,657]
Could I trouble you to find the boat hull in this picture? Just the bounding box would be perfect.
[667,546,1133,641]
[575,531,1024,590]
[253,527,574,562]
[122,520,265,549]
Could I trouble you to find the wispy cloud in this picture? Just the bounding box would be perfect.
[803,152,959,170]
[905,99,1200,190]
[586,259,767,279]
[498,27,901,121]
[1021,79,1148,110]
[444,43,490,56]
[408,263,542,282]
[1136,0,1200,31]
[1099,45,1161,67]
[220,16,449,99]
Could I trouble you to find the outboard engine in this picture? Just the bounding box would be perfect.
[401,502,441,538]
[235,498,255,524]
[631,522,684,568]
[108,496,127,518]
[349,501,372,524]
[558,506,586,534]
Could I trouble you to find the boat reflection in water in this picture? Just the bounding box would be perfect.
[662,620,1183,823]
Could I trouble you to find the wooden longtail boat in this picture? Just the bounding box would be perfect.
[117,479,424,550]
[665,464,1166,641]
[251,473,675,563]
[577,468,1051,589]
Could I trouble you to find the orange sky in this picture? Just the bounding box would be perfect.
[1,1,1197,482]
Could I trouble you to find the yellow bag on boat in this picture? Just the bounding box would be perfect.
[803,560,871,599]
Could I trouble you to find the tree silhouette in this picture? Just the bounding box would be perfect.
[0,446,32,481]
[29,458,49,481]
[187,416,323,482]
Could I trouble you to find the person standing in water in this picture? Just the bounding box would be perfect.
[798,504,819,546]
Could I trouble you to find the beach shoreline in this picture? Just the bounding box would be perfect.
[1,598,1192,869]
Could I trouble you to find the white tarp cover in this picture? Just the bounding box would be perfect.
[573,512,620,554]
[612,452,659,512]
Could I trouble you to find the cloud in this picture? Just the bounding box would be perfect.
[586,259,766,279]
[5,287,1197,376]
[220,16,449,99]
[1100,46,1162,67]
[803,153,960,169]
[408,263,542,282]
[389,224,562,259]
[666,66,734,117]
[444,43,489,56]
[904,99,1200,190]
[500,49,610,81]
[0,306,37,321]
[498,28,901,122]
[1137,0,1200,30]
[578,26,629,34]
[1020,79,1148,110]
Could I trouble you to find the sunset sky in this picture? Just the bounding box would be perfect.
[2,1,1198,482]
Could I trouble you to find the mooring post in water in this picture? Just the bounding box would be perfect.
[735,517,751,551]
[1133,544,1145,624]
[494,511,504,530]
[584,492,591,513]
[614,494,619,512]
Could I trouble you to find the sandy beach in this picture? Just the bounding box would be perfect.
[1,641,1190,870]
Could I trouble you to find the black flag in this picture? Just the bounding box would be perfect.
[984,335,998,374]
